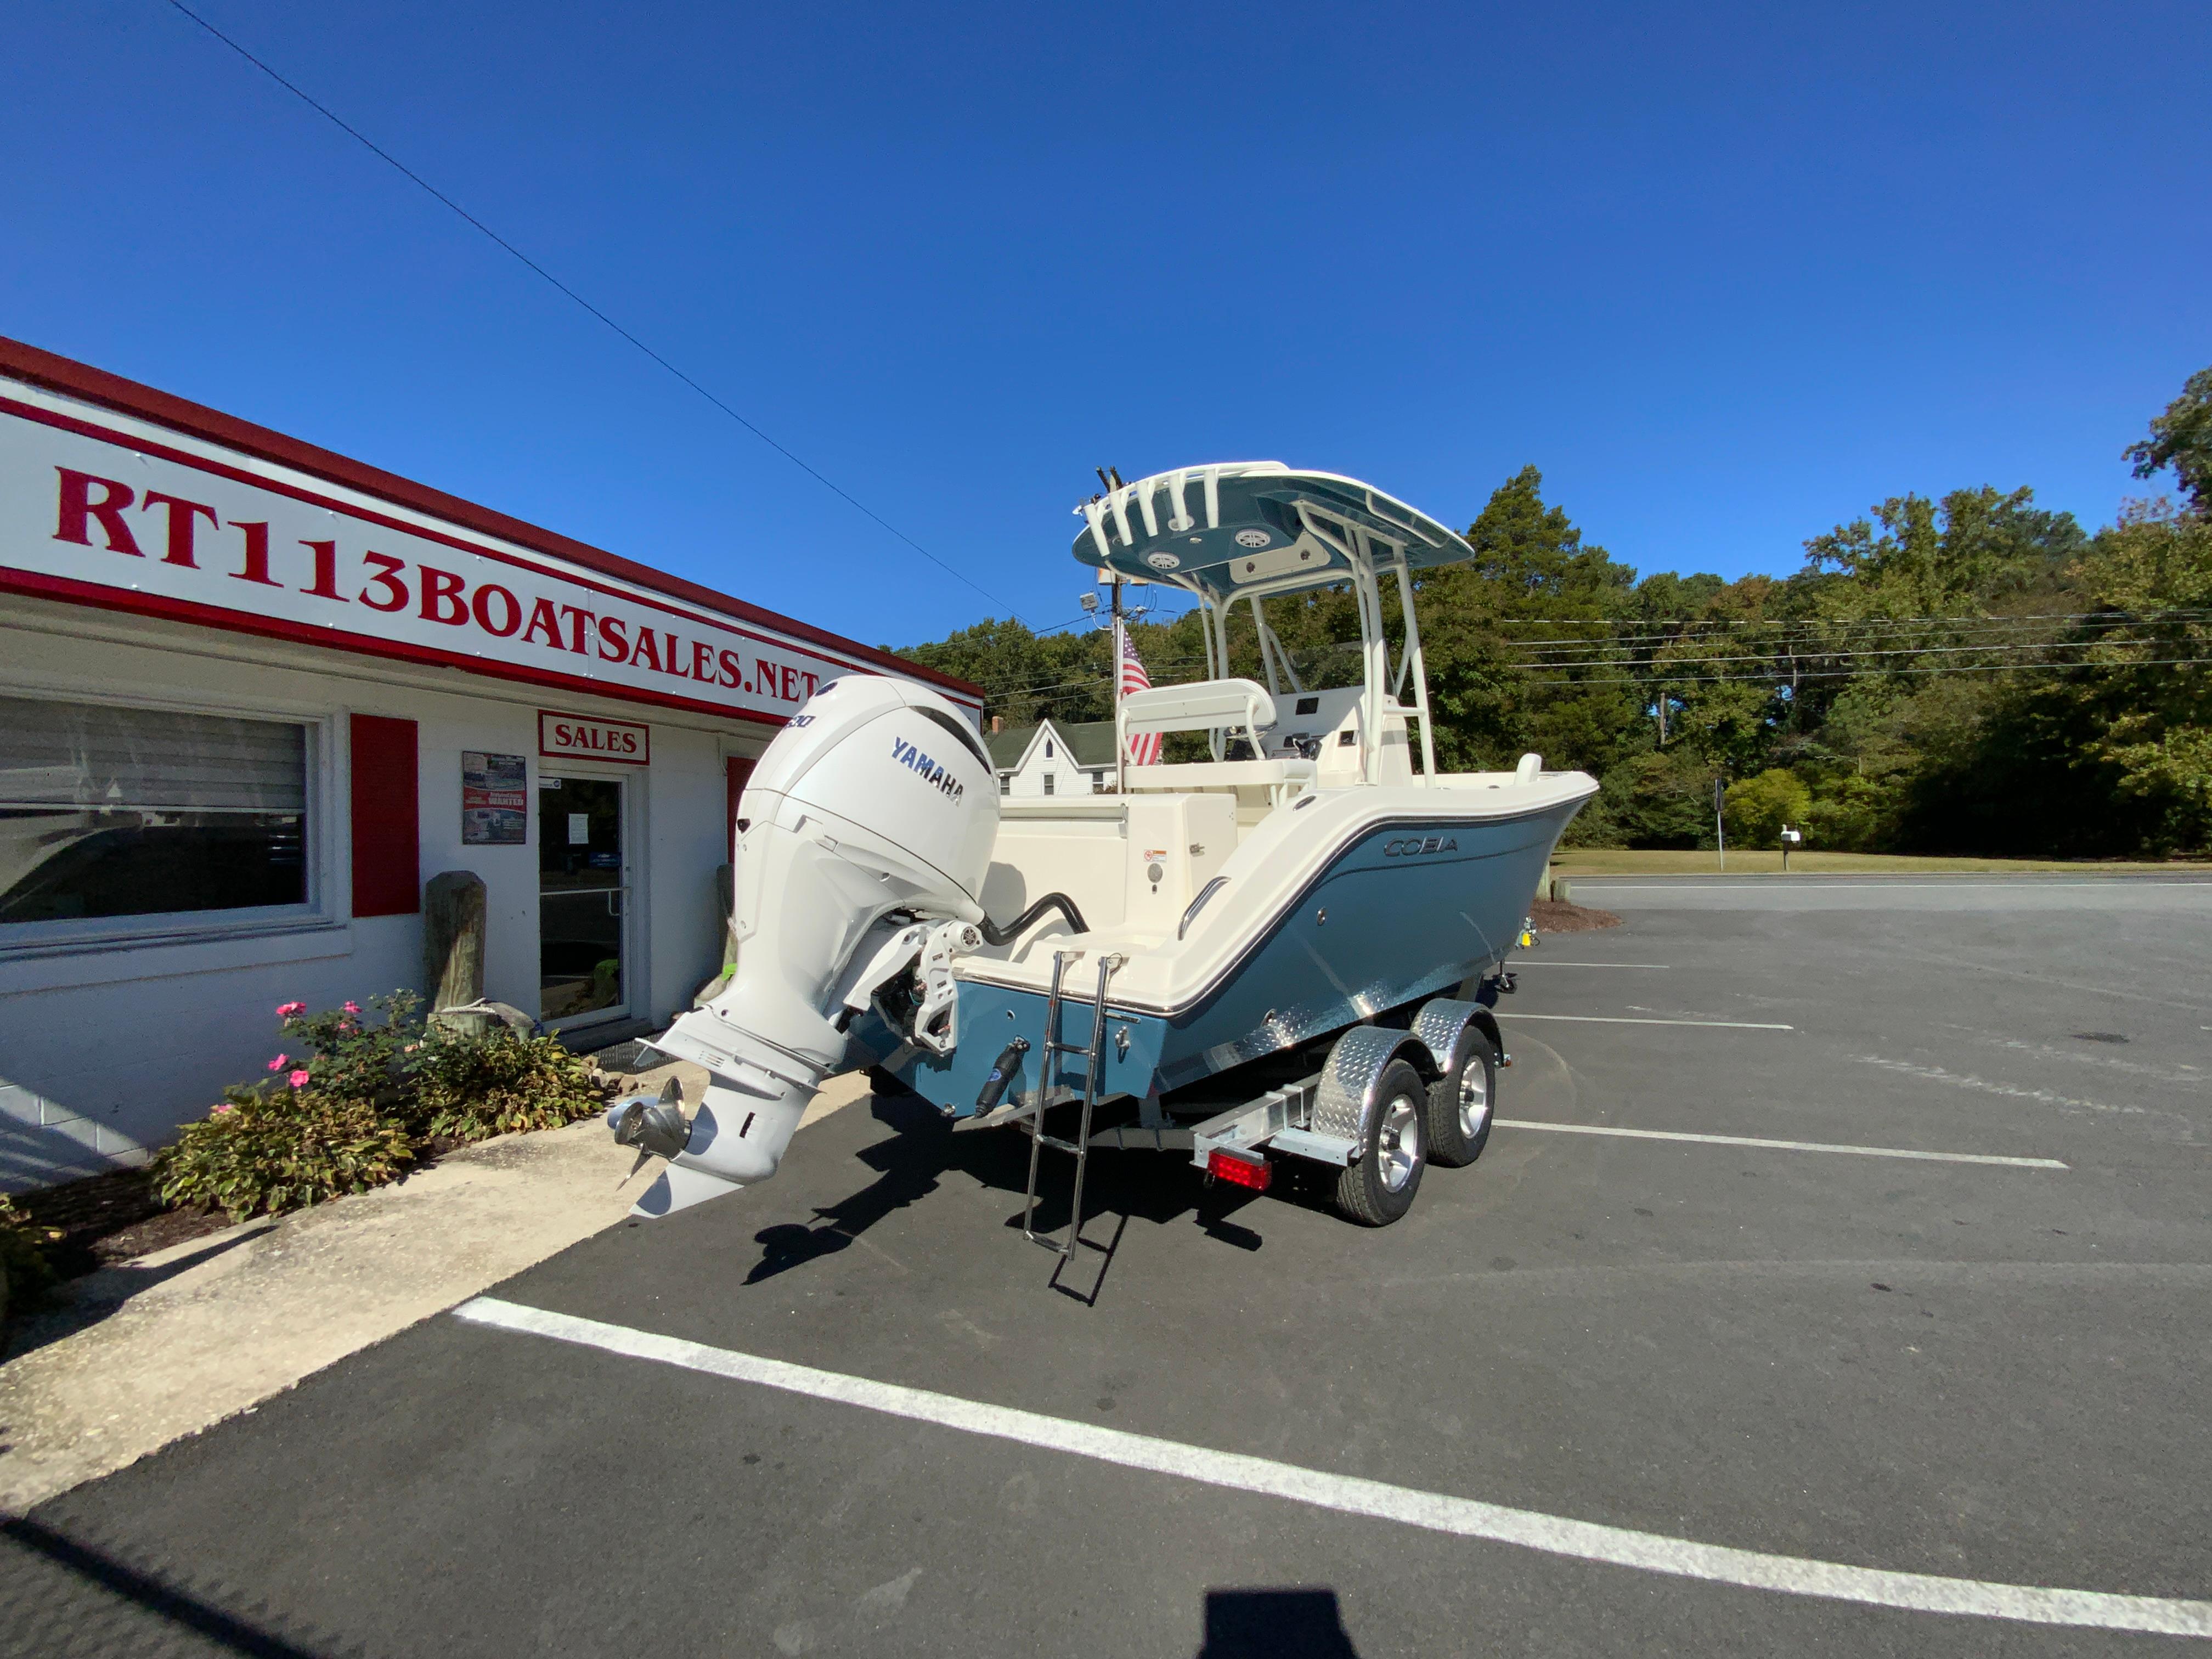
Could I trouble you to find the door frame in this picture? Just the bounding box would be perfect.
[535,760,645,1031]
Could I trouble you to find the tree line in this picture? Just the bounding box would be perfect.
[896,367,2212,857]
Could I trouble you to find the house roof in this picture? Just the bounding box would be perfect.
[990,718,1119,772]
[985,725,1030,769]
[1059,720,1119,767]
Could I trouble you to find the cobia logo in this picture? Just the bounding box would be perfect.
[1382,834,1458,857]
[890,737,965,801]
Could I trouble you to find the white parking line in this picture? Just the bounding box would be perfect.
[1512,962,1673,969]
[1494,1119,2068,1169]
[1500,1013,1795,1030]
[453,1296,2204,1637]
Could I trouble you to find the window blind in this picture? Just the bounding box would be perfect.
[0,696,307,813]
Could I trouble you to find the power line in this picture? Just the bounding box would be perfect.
[161,0,1025,623]
[1513,636,2207,674]
[1526,654,2211,689]
[1499,614,2212,652]
[992,638,2207,706]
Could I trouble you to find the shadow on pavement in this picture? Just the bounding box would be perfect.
[1197,1588,1362,1657]
[740,1093,1304,1297]
[0,1516,329,1657]
[1,1224,273,1362]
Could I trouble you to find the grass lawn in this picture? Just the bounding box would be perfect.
[1548,848,2212,876]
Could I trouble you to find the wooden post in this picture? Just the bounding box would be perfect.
[423,870,487,1015]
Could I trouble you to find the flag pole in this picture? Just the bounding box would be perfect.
[1111,574,1127,795]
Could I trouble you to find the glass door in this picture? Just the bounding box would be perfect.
[538,774,628,1024]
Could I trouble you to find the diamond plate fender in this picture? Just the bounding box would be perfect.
[1311,1025,1437,1148]
[1410,997,1503,1079]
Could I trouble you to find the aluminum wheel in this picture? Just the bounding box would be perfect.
[1455,1058,1492,1142]
[1335,1056,1429,1224]
[1378,1091,1424,1193]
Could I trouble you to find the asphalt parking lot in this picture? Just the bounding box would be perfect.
[5,874,2210,1657]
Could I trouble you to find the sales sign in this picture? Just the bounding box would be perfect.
[539,712,650,766]
[0,375,983,727]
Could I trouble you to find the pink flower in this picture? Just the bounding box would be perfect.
[289,1069,311,1089]
[342,1001,361,1014]
[213,1102,235,1115]
[267,1054,288,1071]
[276,1001,306,1018]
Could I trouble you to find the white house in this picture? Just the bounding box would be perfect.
[986,718,1117,798]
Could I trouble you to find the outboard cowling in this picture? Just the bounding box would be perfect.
[624,674,998,1216]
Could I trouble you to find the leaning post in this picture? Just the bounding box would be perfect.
[423,870,489,1033]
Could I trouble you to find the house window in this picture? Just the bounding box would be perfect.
[998,774,1010,795]
[1044,740,1054,759]
[1042,774,1055,796]
[1091,771,1107,793]
[0,696,312,930]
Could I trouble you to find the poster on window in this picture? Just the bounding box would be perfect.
[461,751,529,845]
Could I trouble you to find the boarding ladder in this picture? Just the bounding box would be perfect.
[1019,949,1125,1260]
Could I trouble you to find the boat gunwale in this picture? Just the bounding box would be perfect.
[956,785,1592,1021]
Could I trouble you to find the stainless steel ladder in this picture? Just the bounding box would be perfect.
[1019,949,1124,1259]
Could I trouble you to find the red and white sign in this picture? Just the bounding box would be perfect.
[539,712,650,765]
[0,368,981,727]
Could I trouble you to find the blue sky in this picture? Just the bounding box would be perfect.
[4,2,2206,646]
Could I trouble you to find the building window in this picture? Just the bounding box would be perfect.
[998,774,1010,795]
[0,696,312,930]
[1091,771,1108,793]
[1044,740,1054,759]
[1042,774,1055,796]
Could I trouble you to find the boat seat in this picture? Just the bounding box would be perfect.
[1118,759,1313,791]
[1118,678,1275,746]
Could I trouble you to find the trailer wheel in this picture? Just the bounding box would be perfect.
[1334,1058,1427,1226]
[1425,1027,1496,1169]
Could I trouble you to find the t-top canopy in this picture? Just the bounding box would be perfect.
[1070,463,1468,599]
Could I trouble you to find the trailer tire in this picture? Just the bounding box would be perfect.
[1425,1027,1496,1168]
[1334,1058,1427,1226]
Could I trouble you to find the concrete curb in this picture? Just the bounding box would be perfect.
[0,1066,874,1516]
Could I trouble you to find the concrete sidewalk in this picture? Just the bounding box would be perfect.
[0,1066,873,1515]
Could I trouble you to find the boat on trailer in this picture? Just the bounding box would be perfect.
[614,463,1596,1242]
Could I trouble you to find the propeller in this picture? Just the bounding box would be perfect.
[610,1074,690,1179]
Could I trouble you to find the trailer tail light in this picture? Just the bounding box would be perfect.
[1207,1149,1272,1191]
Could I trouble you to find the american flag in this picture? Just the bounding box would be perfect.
[1121,634,1162,764]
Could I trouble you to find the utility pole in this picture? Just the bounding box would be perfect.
[1714,775,1726,871]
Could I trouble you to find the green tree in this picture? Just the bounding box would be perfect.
[2125,365,2212,519]
[1723,769,1813,848]
[892,371,2212,860]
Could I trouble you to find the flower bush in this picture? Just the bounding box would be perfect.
[153,991,609,1222]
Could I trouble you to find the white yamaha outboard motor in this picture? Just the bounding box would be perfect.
[615,675,1000,1216]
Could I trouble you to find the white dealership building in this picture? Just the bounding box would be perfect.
[0,337,980,1192]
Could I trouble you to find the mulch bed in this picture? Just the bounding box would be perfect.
[12,1169,229,1279]
[1530,898,1623,933]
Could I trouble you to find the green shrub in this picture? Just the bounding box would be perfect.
[410,1029,605,1142]
[154,1084,415,1222]
[1,1194,62,1323]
